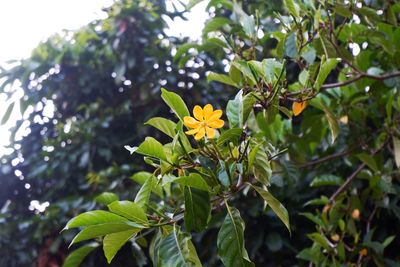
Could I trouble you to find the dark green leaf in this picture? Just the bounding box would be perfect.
[184,187,211,232]
[217,204,254,267]
[158,226,202,267]
[250,185,290,233]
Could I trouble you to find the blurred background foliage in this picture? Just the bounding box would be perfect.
[0,0,399,266]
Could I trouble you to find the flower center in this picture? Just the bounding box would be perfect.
[200,121,207,128]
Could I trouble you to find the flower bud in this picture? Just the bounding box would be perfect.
[352,209,360,220]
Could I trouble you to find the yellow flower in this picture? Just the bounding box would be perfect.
[184,104,224,140]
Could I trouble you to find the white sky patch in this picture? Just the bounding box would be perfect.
[0,0,208,156]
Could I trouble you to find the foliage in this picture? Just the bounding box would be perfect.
[1,0,400,266]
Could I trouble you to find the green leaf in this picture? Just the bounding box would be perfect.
[161,88,189,121]
[315,58,340,91]
[262,58,283,84]
[356,153,378,172]
[382,235,396,248]
[231,61,257,85]
[312,99,340,144]
[203,17,231,36]
[64,210,128,230]
[284,32,298,59]
[393,137,400,168]
[145,117,177,138]
[1,102,14,125]
[158,225,202,267]
[174,43,196,63]
[95,192,119,205]
[207,72,239,88]
[217,204,254,267]
[217,128,243,145]
[162,173,209,191]
[283,0,299,17]
[135,175,157,211]
[310,174,343,187]
[184,187,211,232]
[248,144,271,187]
[307,233,331,251]
[299,69,309,86]
[131,171,163,198]
[250,185,290,233]
[71,222,143,245]
[103,229,140,263]
[226,90,255,128]
[300,212,327,229]
[63,243,98,267]
[135,137,168,162]
[108,201,149,225]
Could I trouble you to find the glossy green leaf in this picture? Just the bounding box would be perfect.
[162,173,209,191]
[315,58,340,91]
[63,243,98,267]
[158,225,202,267]
[95,192,119,205]
[145,117,177,138]
[135,175,157,211]
[103,229,140,263]
[251,185,290,233]
[161,88,189,121]
[108,201,149,225]
[248,144,271,187]
[135,137,168,161]
[217,128,243,145]
[131,171,163,198]
[184,187,211,232]
[217,204,254,267]
[71,222,143,245]
[207,72,239,88]
[64,210,128,230]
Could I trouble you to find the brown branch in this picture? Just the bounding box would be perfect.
[284,71,400,101]
[299,148,354,168]
[329,140,388,203]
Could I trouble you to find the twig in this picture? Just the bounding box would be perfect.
[329,140,388,203]
[284,71,400,101]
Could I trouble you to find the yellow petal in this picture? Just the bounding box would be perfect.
[207,109,222,122]
[205,127,216,139]
[292,101,307,116]
[203,104,214,120]
[184,116,200,129]
[185,127,200,135]
[207,119,224,129]
[194,127,206,140]
[193,105,204,121]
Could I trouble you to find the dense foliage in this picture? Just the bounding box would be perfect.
[1,0,400,266]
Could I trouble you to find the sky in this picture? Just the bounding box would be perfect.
[0,0,208,156]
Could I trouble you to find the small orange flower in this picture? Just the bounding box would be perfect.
[292,101,308,116]
[359,248,368,256]
[184,104,224,140]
